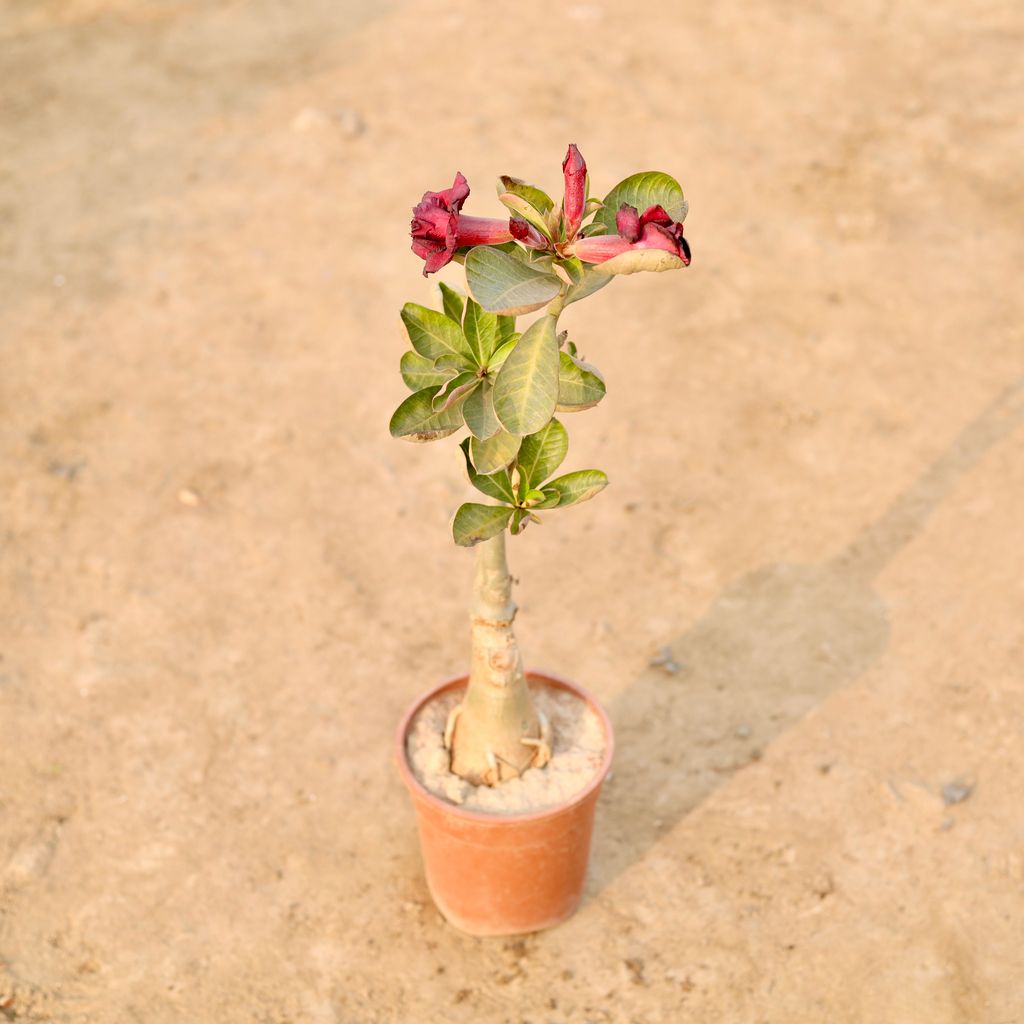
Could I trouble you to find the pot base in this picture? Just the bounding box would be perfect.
[426,876,583,937]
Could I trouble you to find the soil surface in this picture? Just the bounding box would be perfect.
[2,1,1023,1021]
[406,680,606,814]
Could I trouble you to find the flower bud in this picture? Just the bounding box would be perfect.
[509,217,549,250]
[561,144,587,241]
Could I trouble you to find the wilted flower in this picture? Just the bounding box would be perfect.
[561,143,587,241]
[410,172,514,276]
[570,203,691,266]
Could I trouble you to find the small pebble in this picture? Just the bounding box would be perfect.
[48,460,84,481]
[177,488,200,507]
[649,645,681,674]
[942,779,974,805]
[735,724,752,739]
[336,108,366,137]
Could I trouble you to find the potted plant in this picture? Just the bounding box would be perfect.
[392,145,691,935]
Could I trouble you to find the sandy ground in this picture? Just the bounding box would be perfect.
[2,0,1023,1021]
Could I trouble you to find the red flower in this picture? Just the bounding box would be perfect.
[570,203,691,266]
[410,172,513,276]
[561,143,587,241]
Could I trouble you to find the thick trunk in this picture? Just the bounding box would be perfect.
[446,532,550,786]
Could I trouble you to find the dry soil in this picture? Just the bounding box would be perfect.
[2,1,1023,1022]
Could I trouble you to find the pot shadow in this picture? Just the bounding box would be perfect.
[593,375,1024,890]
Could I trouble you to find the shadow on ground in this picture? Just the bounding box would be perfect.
[595,375,1024,890]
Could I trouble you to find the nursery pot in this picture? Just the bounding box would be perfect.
[395,670,614,936]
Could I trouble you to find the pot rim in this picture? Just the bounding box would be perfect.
[395,669,615,826]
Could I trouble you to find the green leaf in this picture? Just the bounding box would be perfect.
[557,257,585,285]
[470,430,521,475]
[532,489,561,510]
[434,352,472,372]
[463,380,501,440]
[499,193,554,240]
[459,438,515,503]
[389,386,466,443]
[497,176,555,213]
[438,282,465,324]
[431,370,479,411]
[453,503,515,546]
[590,171,688,236]
[526,252,556,273]
[593,249,687,276]
[496,177,556,238]
[465,247,563,316]
[557,351,606,411]
[487,336,518,374]
[463,298,501,366]
[544,469,609,507]
[400,303,473,363]
[400,350,453,392]
[516,418,568,488]
[492,315,560,436]
[497,315,516,343]
[510,508,542,535]
[563,265,613,306]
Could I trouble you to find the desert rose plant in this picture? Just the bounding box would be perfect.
[393,145,690,787]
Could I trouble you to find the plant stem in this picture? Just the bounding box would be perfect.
[447,532,549,786]
[547,292,566,321]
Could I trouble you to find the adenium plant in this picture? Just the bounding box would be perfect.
[393,145,690,788]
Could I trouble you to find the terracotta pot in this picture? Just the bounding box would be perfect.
[395,670,614,936]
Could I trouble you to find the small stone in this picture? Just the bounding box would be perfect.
[649,645,682,674]
[3,831,58,887]
[177,488,200,507]
[942,779,974,805]
[811,872,835,898]
[336,108,366,137]
[48,459,84,481]
[623,957,646,985]
[735,725,752,739]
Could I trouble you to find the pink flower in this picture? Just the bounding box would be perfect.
[410,173,514,276]
[561,143,587,241]
[570,203,691,266]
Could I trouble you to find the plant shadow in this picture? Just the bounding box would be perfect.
[592,375,1024,890]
